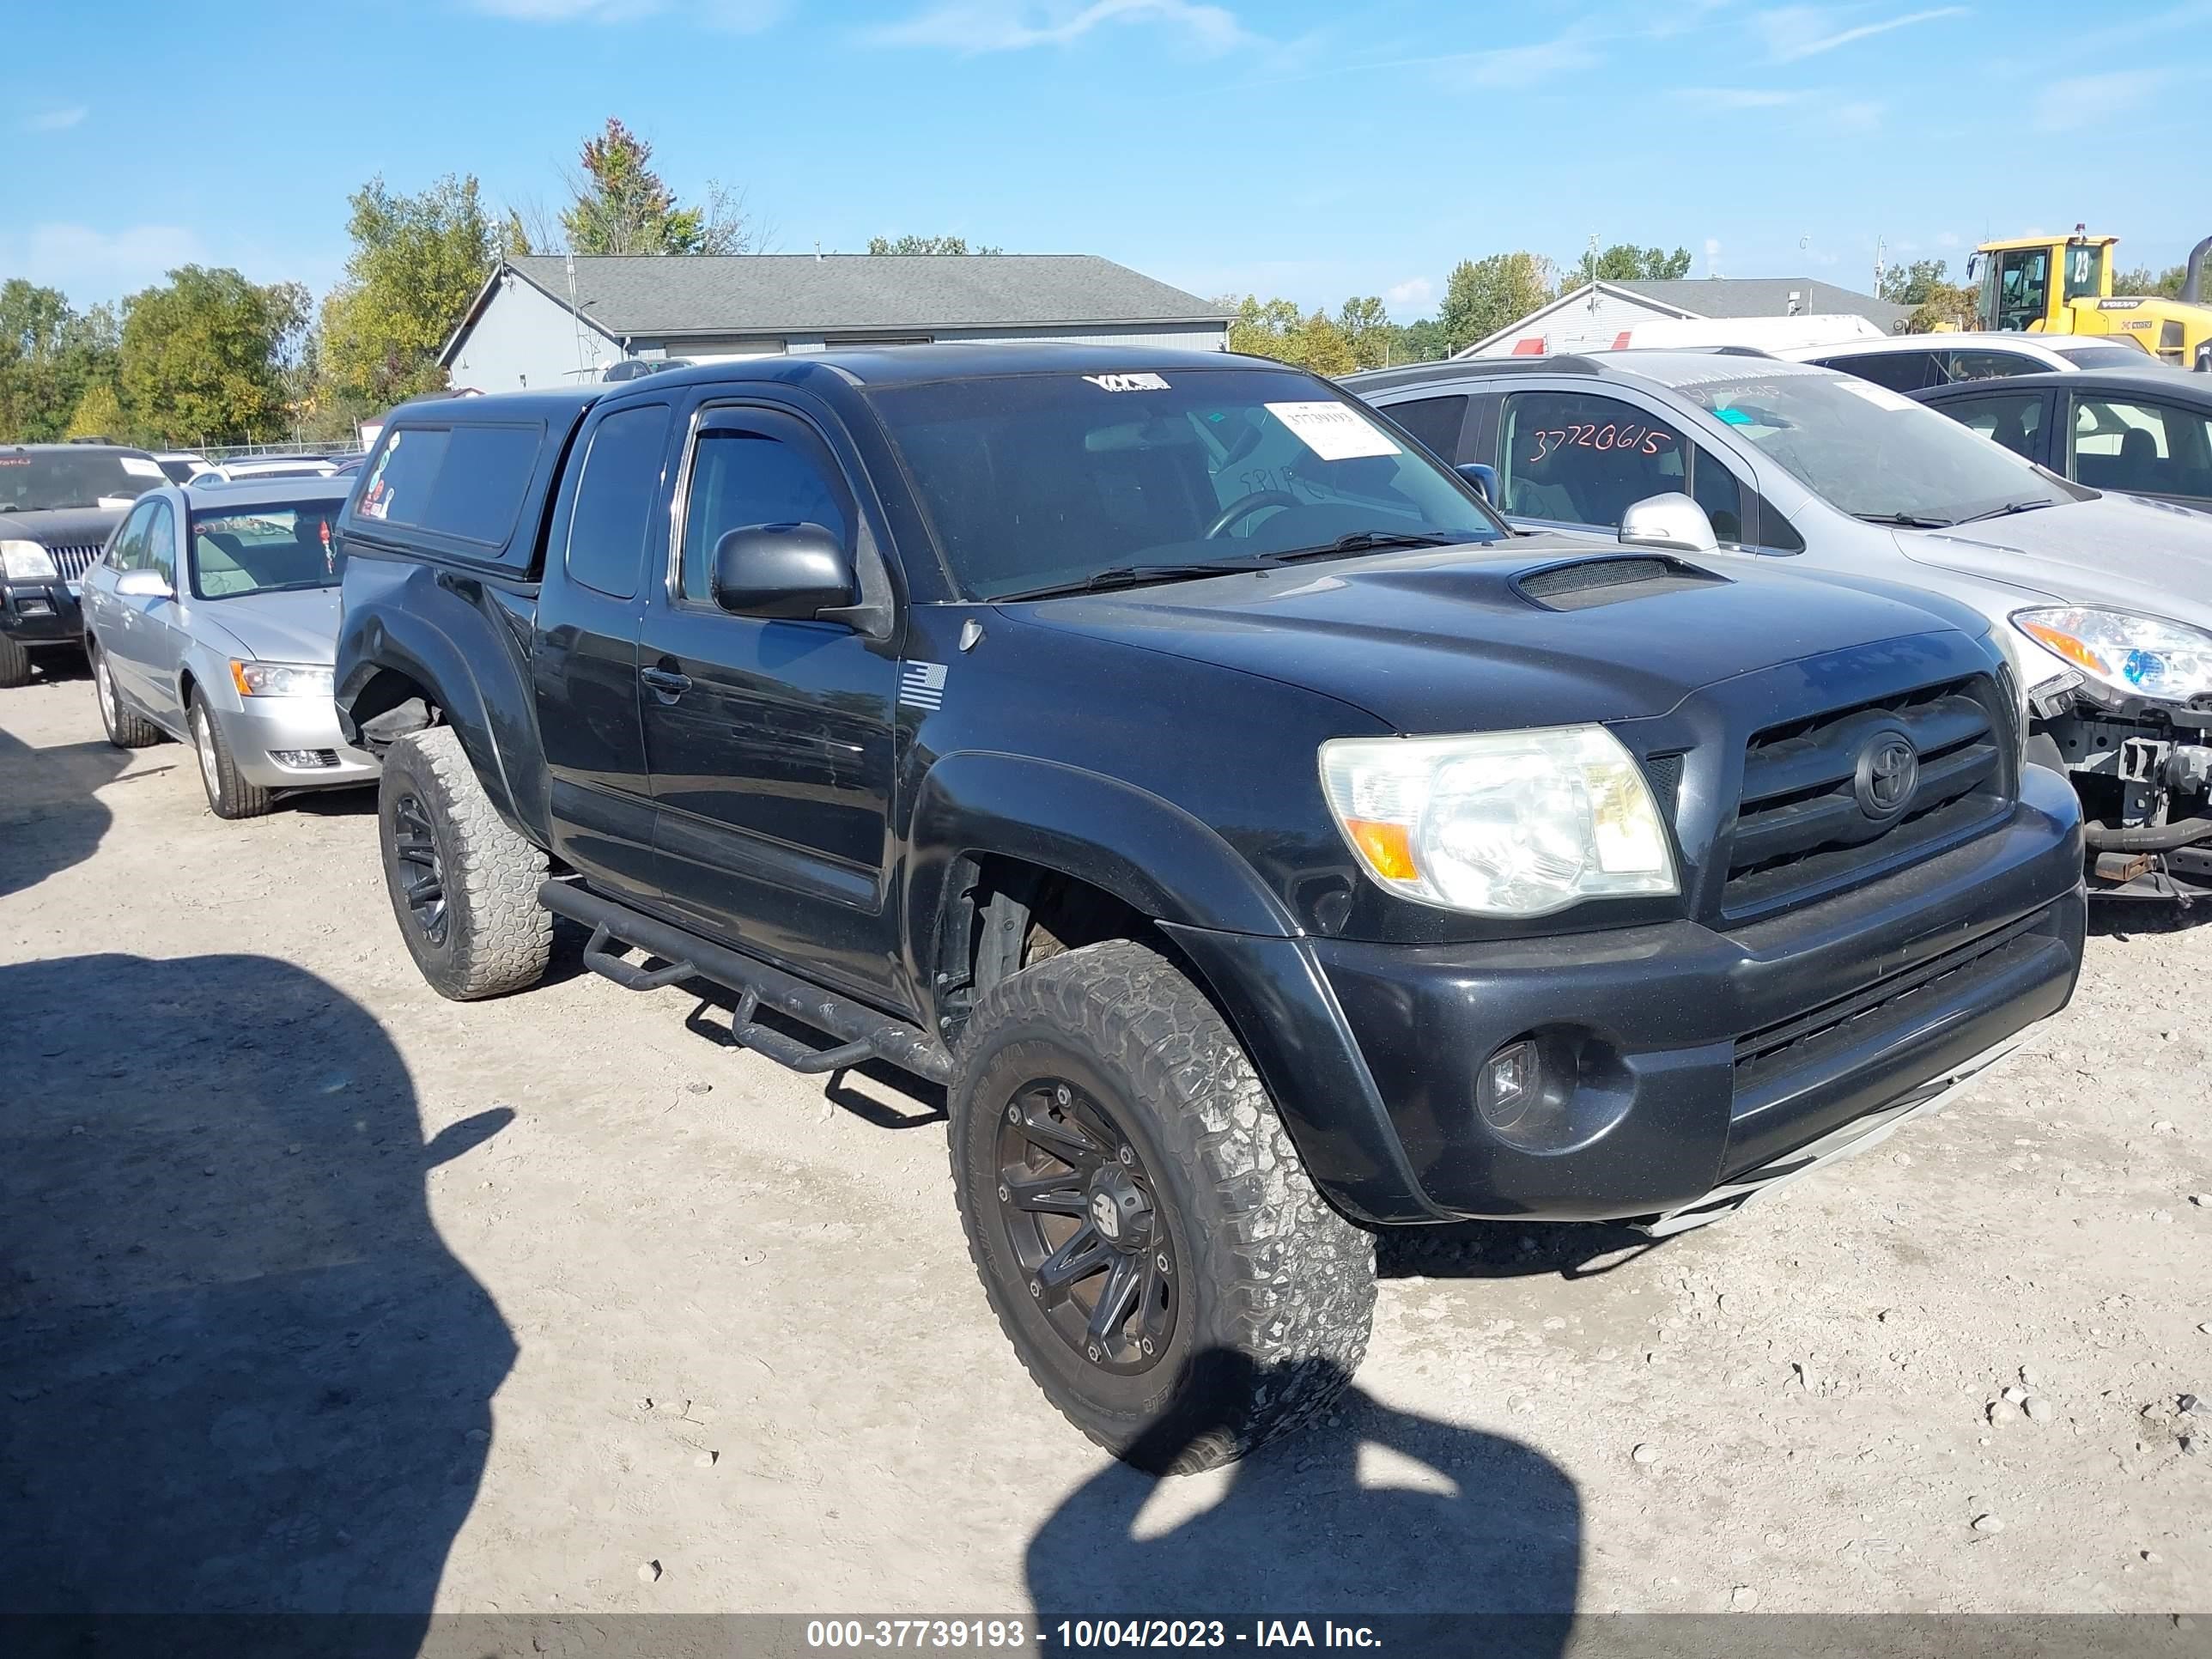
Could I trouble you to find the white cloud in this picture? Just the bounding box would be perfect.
[0,223,207,293]
[2035,70,2167,131]
[471,0,787,27]
[1427,30,1598,87]
[1936,230,1961,248]
[1834,98,1885,131]
[1385,276,1433,311]
[23,106,88,133]
[1754,5,1966,63]
[865,0,1247,53]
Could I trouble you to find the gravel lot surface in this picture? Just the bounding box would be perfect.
[3,663,2209,1621]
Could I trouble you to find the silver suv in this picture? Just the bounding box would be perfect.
[1348,350,2212,898]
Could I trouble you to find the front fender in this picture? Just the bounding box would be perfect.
[902,750,1301,1006]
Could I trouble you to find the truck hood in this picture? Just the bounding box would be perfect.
[0,504,128,549]
[1010,538,1971,732]
[1899,490,2212,619]
[198,586,343,665]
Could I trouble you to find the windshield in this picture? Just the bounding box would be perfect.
[866,368,1503,599]
[1679,371,2080,525]
[189,501,347,599]
[0,451,162,513]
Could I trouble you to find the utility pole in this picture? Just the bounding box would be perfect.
[1874,235,1888,299]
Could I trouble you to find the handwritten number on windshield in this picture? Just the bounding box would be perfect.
[1527,424,1674,462]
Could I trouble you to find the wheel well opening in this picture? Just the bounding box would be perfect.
[937,854,1204,1046]
[347,669,438,750]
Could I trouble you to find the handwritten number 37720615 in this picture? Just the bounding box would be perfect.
[1527,423,1674,462]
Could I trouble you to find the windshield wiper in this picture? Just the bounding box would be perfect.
[1954,500,2057,525]
[1851,511,1954,529]
[1265,529,1468,562]
[995,560,1274,601]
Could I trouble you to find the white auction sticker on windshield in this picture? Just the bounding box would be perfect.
[1832,379,1919,414]
[118,456,164,477]
[1266,401,1403,460]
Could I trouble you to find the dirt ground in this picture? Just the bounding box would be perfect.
[3,659,2209,1623]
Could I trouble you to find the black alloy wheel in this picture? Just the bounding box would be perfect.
[388,792,450,946]
[994,1076,1178,1374]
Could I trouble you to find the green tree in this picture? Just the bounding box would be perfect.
[1437,252,1556,356]
[866,234,1002,255]
[1878,258,1954,307]
[560,118,757,256]
[0,282,121,443]
[1334,295,1397,368]
[2118,264,2188,298]
[1905,283,1978,333]
[1393,317,1451,363]
[319,173,495,416]
[65,380,126,441]
[1588,244,1693,283]
[117,266,304,446]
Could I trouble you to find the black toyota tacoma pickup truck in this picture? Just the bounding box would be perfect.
[334,344,2087,1469]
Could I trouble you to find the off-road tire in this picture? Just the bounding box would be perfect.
[949,939,1376,1474]
[0,633,30,689]
[92,643,161,748]
[378,726,551,1001]
[190,693,273,819]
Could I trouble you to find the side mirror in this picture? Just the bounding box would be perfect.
[1457,462,1498,502]
[1964,252,1983,282]
[711,522,857,622]
[115,568,173,599]
[1619,493,1718,555]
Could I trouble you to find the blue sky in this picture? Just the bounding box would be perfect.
[4,0,2206,321]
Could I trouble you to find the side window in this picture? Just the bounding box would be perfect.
[1940,391,2045,460]
[1498,392,1692,527]
[678,425,852,605]
[1945,349,2040,382]
[107,501,155,570]
[142,500,176,584]
[564,404,672,599]
[1996,247,2051,332]
[2070,395,2212,496]
[1822,351,1938,393]
[1688,451,1745,544]
[356,423,542,546]
[1382,394,1470,463]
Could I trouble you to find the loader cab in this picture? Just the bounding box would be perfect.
[1971,234,2116,333]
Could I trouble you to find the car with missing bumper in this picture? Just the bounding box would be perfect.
[78,478,375,817]
[0,442,165,686]
[1351,350,2212,900]
[334,344,2084,1468]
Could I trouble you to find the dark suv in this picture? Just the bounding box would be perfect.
[0,443,164,686]
[334,345,2086,1468]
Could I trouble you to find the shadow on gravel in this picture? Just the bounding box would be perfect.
[1027,1352,1578,1637]
[2087,899,2205,939]
[1378,1218,1670,1283]
[675,977,950,1129]
[0,726,139,899]
[0,952,515,1646]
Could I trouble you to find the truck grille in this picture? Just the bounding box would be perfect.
[45,544,103,581]
[1722,676,2014,922]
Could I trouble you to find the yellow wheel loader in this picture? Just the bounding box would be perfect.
[1969,228,2212,368]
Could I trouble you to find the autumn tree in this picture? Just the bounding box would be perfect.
[319,173,495,417]
[866,234,1001,255]
[116,266,306,446]
[561,118,758,256]
[1878,258,1954,307]
[1437,252,1557,356]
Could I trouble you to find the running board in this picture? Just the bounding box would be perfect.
[543,880,955,1085]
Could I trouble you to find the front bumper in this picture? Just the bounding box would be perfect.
[0,580,83,647]
[219,696,380,789]
[1168,764,2086,1225]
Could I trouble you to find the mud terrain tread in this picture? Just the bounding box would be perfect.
[952,939,1375,1473]
[382,726,550,1000]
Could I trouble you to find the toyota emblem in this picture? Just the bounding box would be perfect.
[1854,732,1919,822]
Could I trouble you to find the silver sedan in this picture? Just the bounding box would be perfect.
[78,478,377,818]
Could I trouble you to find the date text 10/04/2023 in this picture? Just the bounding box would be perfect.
[802,1620,1382,1650]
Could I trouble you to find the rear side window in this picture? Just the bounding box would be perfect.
[1820,350,1939,393]
[1945,349,2041,382]
[1940,390,2045,460]
[564,404,672,599]
[356,422,543,546]
[1382,394,1469,462]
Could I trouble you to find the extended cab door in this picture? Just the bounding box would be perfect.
[637,398,902,1000]
[533,398,675,900]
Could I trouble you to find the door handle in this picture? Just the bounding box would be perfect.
[640,666,692,700]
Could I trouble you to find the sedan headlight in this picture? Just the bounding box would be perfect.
[228,659,333,699]
[1,539,59,581]
[2012,607,2212,706]
[1320,726,1678,917]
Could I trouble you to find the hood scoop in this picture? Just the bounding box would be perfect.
[1515,553,1729,612]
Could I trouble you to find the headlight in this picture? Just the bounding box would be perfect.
[2012,607,2212,706]
[1,539,59,581]
[1319,725,1678,917]
[228,659,333,699]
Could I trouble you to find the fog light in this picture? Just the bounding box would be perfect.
[1478,1038,1540,1132]
[269,749,338,769]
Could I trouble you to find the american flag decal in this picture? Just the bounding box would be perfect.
[899,661,948,711]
